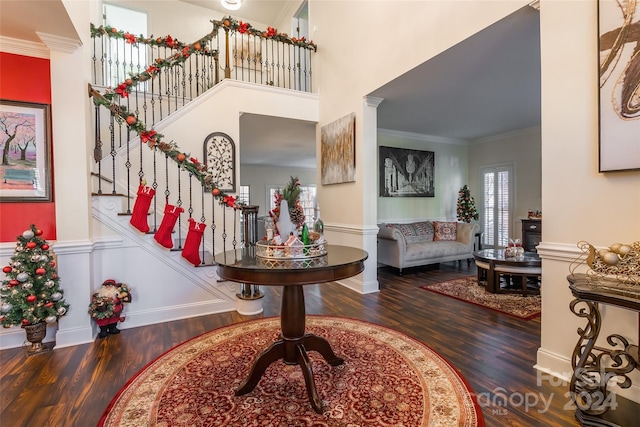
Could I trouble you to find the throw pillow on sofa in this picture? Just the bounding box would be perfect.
[386,222,434,243]
[433,221,457,241]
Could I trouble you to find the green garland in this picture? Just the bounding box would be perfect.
[213,17,317,52]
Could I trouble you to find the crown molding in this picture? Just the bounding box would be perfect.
[468,125,541,145]
[0,36,49,59]
[36,32,82,54]
[377,128,469,145]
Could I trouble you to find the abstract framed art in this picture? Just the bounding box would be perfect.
[597,0,640,172]
[320,112,356,185]
[0,100,52,202]
[379,146,434,197]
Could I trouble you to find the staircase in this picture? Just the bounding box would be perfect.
[88,21,320,329]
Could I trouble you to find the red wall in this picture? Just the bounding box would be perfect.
[0,53,56,242]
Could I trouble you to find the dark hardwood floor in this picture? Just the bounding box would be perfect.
[1,262,587,426]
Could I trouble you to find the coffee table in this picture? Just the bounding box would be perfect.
[215,244,368,414]
[473,249,541,295]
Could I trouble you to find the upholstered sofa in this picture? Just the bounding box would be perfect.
[377,220,480,274]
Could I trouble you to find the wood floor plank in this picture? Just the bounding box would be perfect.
[0,261,618,426]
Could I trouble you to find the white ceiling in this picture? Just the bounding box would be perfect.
[0,1,541,168]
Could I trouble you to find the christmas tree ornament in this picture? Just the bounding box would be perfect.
[16,272,29,282]
[44,280,55,288]
[31,255,39,262]
[50,261,55,268]
[9,280,19,287]
[182,218,206,266]
[57,307,67,316]
[26,242,37,249]
[36,268,46,275]
[130,185,156,233]
[41,244,49,250]
[1,303,12,313]
[2,266,11,273]
[13,262,21,268]
[154,204,184,248]
[22,230,34,239]
[44,302,53,308]
[40,255,48,262]
[51,292,62,301]
[26,295,37,303]
[16,246,23,252]
[22,283,33,290]
[35,229,43,236]
[45,315,57,324]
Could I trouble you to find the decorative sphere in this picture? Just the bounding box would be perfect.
[31,255,40,262]
[26,242,36,249]
[609,243,622,253]
[601,251,620,266]
[45,315,57,324]
[22,282,33,290]
[44,280,55,288]
[16,272,29,282]
[51,292,62,301]
[35,268,46,276]
[616,245,632,257]
[1,303,12,313]
[12,262,21,269]
[35,229,43,236]
[41,244,49,251]
[2,266,11,273]
[26,295,37,303]
[16,246,23,252]
[40,255,48,262]
[22,230,34,239]
[57,307,66,316]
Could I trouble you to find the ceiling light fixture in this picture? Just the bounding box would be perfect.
[221,0,242,11]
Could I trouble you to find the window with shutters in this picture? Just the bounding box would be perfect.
[481,164,513,248]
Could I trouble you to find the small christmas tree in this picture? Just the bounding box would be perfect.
[0,225,70,329]
[456,185,479,223]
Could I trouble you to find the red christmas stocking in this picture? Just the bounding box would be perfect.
[130,185,156,233]
[182,218,206,266]
[154,204,184,248]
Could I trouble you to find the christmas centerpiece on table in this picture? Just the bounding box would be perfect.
[257,176,326,259]
[88,279,132,339]
[0,225,70,355]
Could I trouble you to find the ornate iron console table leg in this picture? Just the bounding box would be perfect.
[569,298,639,426]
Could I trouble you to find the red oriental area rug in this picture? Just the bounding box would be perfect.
[420,276,541,320]
[98,316,483,427]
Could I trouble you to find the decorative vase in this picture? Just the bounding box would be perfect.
[23,322,50,356]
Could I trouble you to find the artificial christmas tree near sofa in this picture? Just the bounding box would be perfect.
[0,225,70,355]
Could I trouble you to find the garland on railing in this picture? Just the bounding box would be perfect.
[90,23,217,56]
[213,16,317,52]
[89,84,237,209]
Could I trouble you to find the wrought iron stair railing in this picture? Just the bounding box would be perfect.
[88,16,317,266]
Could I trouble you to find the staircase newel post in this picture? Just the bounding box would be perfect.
[235,205,263,315]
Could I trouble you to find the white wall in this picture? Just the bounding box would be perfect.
[377,130,469,222]
[537,0,640,403]
[468,126,542,239]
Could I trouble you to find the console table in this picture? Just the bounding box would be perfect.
[567,274,640,427]
[521,218,542,252]
[215,245,368,414]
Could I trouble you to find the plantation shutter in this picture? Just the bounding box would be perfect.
[481,165,512,248]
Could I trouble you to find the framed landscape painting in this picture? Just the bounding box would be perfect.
[597,0,640,172]
[0,100,52,202]
[379,146,434,197]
